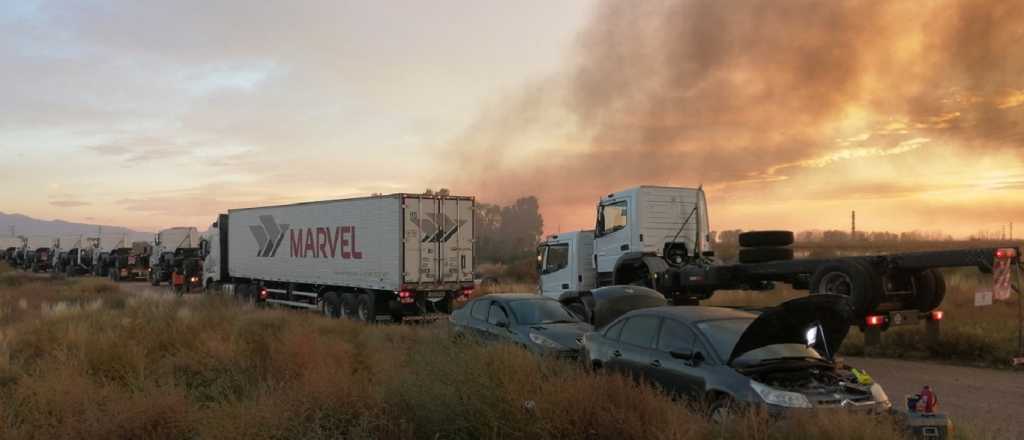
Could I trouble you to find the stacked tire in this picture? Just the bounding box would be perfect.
[737,231,795,264]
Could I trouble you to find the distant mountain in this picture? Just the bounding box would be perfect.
[0,212,153,249]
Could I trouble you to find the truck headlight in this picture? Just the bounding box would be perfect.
[529,333,565,349]
[750,381,812,408]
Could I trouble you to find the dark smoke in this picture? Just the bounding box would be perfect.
[448,0,1024,227]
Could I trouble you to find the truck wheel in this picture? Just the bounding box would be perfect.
[357,293,376,323]
[150,271,159,286]
[910,269,946,312]
[738,231,794,248]
[809,261,876,318]
[340,293,357,318]
[738,247,794,264]
[323,292,343,318]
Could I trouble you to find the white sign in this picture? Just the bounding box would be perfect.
[975,289,994,307]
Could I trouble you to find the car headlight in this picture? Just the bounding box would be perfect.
[870,383,891,407]
[528,332,565,349]
[750,381,812,408]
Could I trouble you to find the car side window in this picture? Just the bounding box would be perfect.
[657,319,697,353]
[471,300,490,321]
[620,316,661,348]
[487,303,509,325]
[604,319,626,340]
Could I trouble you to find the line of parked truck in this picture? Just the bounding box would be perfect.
[2,185,1018,328]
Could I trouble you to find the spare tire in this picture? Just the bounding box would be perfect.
[739,230,795,248]
[809,260,877,318]
[738,247,794,264]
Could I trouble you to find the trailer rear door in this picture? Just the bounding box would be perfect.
[403,196,474,286]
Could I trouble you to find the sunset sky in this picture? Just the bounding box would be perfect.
[2,0,1022,238]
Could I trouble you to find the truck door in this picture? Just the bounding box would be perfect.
[404,196,441,285]
[594,199,633,274]
[540,240,573,297]
[439,197,473,285]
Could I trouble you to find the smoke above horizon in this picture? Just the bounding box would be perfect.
[447,0,1024,236]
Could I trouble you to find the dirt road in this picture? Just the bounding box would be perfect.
[847,357,1023,438]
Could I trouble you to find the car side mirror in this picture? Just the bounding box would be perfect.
[495,320,509,328]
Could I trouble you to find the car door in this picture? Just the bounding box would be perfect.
[484,302,514,342]
[594,199,632,273]
[608,316,662,381]
[465,299,493,338]
[649,319,709,400]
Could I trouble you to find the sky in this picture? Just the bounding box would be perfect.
[1,0,1023,238]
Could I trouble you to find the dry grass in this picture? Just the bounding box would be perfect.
[0,271,918,439]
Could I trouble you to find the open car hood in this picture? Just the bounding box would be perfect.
[559,285,666,328]
[728,294,854,365]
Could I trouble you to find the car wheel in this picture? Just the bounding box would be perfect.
[708,396,736,425]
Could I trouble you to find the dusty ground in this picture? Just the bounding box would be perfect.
[848,356,1024,439]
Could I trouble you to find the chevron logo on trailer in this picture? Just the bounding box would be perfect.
[249,215,291,258]
[411,212,467,243]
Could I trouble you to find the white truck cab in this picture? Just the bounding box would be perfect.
[594,186,711,275]
[538,230,596,298]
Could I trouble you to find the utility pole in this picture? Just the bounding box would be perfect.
[851,210,856,240]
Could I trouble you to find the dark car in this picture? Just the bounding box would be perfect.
[581,294,892,420]
[449,294,592,357]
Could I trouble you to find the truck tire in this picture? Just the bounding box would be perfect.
[150,271,159,286]
[910,270,946,312]
[809,260,876,318]
[323,292,343,318]
[357,293,376,323]
[738,231,794,248]
[340,293,358,319]
[738,247,794,264]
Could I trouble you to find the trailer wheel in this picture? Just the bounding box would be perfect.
[340,293,357,319]
[323,292,343,318]
[809,261,875,318]
[357,293,376,323]
[738,231,794,248]
[738,247,794,264]
[910,270,946,312]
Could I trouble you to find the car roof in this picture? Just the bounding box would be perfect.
[624,306,757,322]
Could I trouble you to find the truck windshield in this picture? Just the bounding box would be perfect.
[543,244,569,273]
[509,299,580,325]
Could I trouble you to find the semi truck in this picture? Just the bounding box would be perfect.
[30,247,51,273]
[201,193,475,322]
[538,186,1020,325]
[108,242,152,282]
[149,227,200,286]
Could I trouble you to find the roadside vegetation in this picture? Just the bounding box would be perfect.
[0,263,916,439]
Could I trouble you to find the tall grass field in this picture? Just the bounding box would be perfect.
[0,263,918,439]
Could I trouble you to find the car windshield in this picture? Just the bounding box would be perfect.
[697,318,824,365]
[509,299,580,325]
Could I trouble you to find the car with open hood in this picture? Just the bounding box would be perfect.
[580,294,892,420]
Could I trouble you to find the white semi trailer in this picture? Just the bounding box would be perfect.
[201,193,475,322]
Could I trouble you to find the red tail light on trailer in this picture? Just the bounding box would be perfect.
[866,315,886,327]
[259,288,269,300]
[460,287,474,301]
[931,310,944,321]
[398,290,414,304]
[995,248,1017,260]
